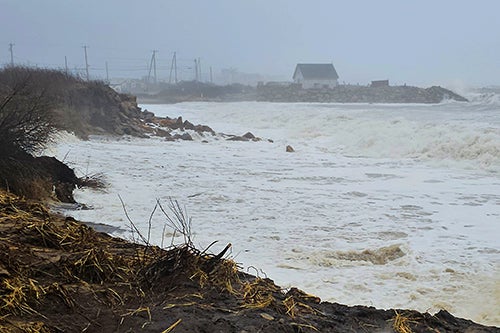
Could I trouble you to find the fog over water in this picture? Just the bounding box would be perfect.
[2,0,500,86]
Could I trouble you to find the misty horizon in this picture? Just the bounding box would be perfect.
[1,0,500,88]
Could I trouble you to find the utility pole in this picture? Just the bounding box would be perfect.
[153,50,157,84]
[169,52,178,84]
[8,43,14,66]
[198,58,202,82]
[64,56,68,75]
[174,52,177,83]
[147,50,158,86]
[105,61,109,83]
[83,45,90,81]
[210,66,213,83]
[194,59,198,81]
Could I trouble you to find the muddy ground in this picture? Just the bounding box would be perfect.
[0,191,498,333]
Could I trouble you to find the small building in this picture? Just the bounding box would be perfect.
[293,63,339,89]
[371,80,389,87]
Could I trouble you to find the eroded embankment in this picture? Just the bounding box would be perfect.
[0,190,498,333]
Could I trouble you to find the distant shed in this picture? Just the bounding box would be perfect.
[371,80,389,87]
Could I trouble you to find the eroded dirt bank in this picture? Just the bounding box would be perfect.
[0,191,497,333]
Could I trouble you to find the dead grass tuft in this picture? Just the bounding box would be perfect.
[24,219,97,250]
[391,310,416,333]
[240,277,280,310]
[0,191,49,220]
[0,277,45,316]
[78,172,107,190]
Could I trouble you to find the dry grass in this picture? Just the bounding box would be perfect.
[0,277,44,316]
[0,159,54,202]
[6,321,54,333]
[392,310,416,333]
[161,318,182,333]
[77,172,107,190]
[0,190,49,220]
[240,277,280,310]
[0,190,326,332]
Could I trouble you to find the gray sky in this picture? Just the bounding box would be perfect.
[1,0,499,86]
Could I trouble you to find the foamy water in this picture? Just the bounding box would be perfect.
[50,99,500,326]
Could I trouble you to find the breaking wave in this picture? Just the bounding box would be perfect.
[282,103,500,171]
[145,100,500,171]
[467,92,500,107]
[317,118,500,171]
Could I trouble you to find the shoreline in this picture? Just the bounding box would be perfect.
[133,82,468,105]
[0,190,498,332]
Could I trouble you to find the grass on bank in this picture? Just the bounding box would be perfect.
[0,190,329,332]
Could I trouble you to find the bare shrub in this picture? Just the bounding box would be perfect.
[0,66,59,155]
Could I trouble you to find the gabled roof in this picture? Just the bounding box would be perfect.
[293,63,339,80]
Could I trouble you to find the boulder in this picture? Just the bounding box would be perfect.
[141,110,155,122]
[172,133,193,141]
[286,145,295,153]
[183,120,195,130]
[194,125,215,134]
[155,128,172,138]
[227,135,249,142]
[172,116,183,129]
[242,132,256,139]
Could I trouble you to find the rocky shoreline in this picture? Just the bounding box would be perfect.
[256,84,468,103]
[136,81,468,104]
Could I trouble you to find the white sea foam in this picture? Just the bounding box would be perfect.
[49,100,500,326]
[145,101,500,172]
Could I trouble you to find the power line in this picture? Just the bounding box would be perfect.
[1,46,215,83]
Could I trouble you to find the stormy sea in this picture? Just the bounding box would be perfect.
[52,94,500,326]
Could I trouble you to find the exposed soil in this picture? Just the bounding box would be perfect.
[0,151,80,203]
[0,191,498,333]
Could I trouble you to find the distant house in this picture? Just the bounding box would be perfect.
[371,80,389,87]
[293,63,339,89]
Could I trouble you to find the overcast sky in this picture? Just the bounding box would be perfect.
[1,0,499,87]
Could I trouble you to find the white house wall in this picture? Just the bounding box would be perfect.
[293,71,304,84]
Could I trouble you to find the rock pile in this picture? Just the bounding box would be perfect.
[257,84,468,103]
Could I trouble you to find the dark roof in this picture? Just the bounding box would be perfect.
[293,63,339,80]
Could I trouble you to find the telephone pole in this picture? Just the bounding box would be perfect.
[8,43,14,66]
[147,50,158,86]
[210,66,213,83]
[83,45,90,81]
[198,58,202,82]
[169,52,178,84]
[64,56,68,75]
[194,59,198,81]
[105,61,109,83]
[174,52,178,83]
[153,50,157,84]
